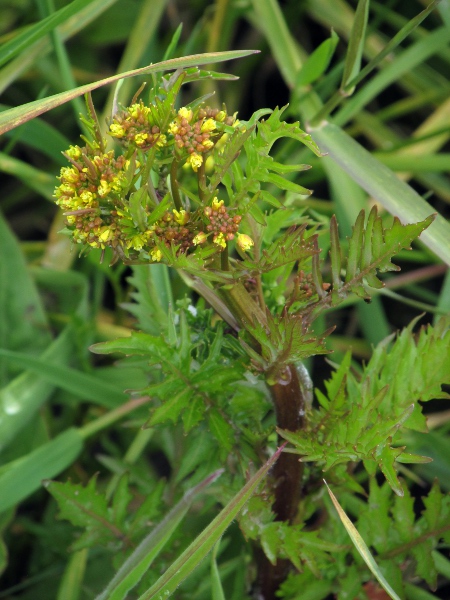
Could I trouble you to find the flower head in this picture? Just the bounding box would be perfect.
[193,232,207,245]
[185,153,203,172]
[237,233,254,251]
[151,248,163,262]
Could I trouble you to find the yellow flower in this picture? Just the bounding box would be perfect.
[79,191,95,205]
[98,227,113,243]
[178,107,193,122]
[155,133,167,148]
[109,123,125,138]
[151,248,163,262]
[237,233,254,251]
[201,118,216,133]
[213,233,226,248]
[211,197,224,211]
[202,139,214,150]
[173,209,189,225]
[98,180,111,197]
[134,132,148,146]
[215,110,226,122]
[127,233,148,251]
[193,232,207,245]
[65,145,82,160]
[60,166,79,183]
[168,121,179,135]
[185,153,203,172]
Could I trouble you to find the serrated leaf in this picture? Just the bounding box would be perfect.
[208,410,234,453]
[112,473,133,527]
[305,207,434,320]
[47,475,124,551]
[149,389,191,426]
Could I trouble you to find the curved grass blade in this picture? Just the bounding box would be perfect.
[56,548,88,600]
[95,470,224,600]
[138,445,285,600]
[0,0,94,69]
[0,428,83,513]
[341,0,369,93]
[307,122,450,266]
[0,50,259,136]
[324,480,402,600]
[0,349,127,409]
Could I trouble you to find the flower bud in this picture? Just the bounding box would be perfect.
[237,233,254,251]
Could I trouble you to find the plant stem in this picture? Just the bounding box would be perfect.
[256,364,307,600]
[170,158,182,210]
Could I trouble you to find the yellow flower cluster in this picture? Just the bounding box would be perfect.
[168,106,232,172]
[54,97,251,263]
[109,100,167,151]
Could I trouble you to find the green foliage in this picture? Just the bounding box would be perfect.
[304,206,435,321]
[279,317,450,495]
[1,2,450,600]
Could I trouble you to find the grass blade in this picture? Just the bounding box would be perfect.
[341,0,369,93]
[249,0,303,86]
[307,122,450,266]
[95,470,224,600]
[0,0,94,68]
[324,480,402,600]
[56,548,88,600]
[0,428,84,513]
[0,349,127,409]
[0,50,259,136]
[138,445,285,600]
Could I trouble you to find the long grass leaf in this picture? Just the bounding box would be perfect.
[0,0,119,95]
[0,0,94,68]
[249,0,302,85]
[96,470,223,600]
[0,428,83,512]
[341,0,369,92]
[325,481,402,600]
[336,27,450,126]
[0,50,258,136]
[0,349,127,408]
[138,445,285,599]
[56,548,88,600]
[307,122,450,265]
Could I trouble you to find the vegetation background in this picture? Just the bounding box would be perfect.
[0,0,449,599]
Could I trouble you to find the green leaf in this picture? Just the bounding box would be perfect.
[56,548,88,600]
[0,348,127,409]
[47,474,125,551]
[296,30,339,86]
[303,206,434,320]
[0,428,83,513]
[325,481,402,600]
[307,122,450,266]
[0,211,51,385]
[341,0,369,93]
[137,446,284,599]
[211,541,226,600]
[96,470,223,600]
[208,410,234,453]
[0,326,73,453]
[0,51,259,136]
[0,0,95,69]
